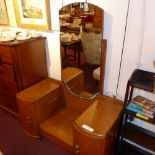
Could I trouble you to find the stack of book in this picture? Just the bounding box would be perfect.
[127,95,155,119]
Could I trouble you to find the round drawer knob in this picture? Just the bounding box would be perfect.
[74,145,80,154]
[26,116,32,124]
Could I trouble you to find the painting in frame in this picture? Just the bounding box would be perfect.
[0,0,9,25]
[13,0,50,30]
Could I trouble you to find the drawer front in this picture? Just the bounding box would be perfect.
[1,81,17,96]
[73,127,104,155]
[0,91,18,114]
[16,87,63,138]
[0,64,15,82]
[17,100,39,138]
[0,46,12,64]
[66,73,84,95]
[35,88,64,124]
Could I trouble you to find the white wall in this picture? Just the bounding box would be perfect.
[138,0,155,101]
[101,0,129,97]
[117,0,155,101]
[140,0,155,72]
[3,0,155,100]
[116,0,145,100]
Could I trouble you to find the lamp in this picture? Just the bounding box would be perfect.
[84,0,89,12]
[84,3,89,12]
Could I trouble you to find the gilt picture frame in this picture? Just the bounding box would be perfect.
[13,0,50,30]
[0,0,9,25]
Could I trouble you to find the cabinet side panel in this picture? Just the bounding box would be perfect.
[17,99,39,138]
[16,38,48,89]
[104,118,120,155]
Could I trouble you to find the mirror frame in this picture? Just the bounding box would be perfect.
[100,39,107,95]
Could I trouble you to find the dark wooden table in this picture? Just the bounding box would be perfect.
[61,39,81,66]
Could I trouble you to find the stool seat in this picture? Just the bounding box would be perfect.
[93,67,100,80]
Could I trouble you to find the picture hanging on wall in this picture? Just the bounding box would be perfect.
[13,0,51,30]
[0,0,9,25]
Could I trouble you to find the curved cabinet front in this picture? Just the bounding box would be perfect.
[73,95,123,155]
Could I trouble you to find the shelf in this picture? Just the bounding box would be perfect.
[123,126,155,154]
[0,90,19,117]
[118,69,155,155]
[125,109,155,126]
[122,145,142,155]
[126,121,155,138]
[122,141,151,155]
[129,69,155,92]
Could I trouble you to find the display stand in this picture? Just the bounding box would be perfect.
[117,69,155,155]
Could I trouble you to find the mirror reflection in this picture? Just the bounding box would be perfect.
[59,2,104,97]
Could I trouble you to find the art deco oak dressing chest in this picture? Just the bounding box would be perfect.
[0,37,48,116]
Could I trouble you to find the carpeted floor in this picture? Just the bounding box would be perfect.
[0,108,141,155]
[0,110,71,155]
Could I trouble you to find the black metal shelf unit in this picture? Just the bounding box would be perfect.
[117,69,155,155]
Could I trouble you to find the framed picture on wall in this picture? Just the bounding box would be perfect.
[13,0,51,30]
[0,0,9,25]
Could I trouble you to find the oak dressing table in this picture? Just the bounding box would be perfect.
[17,73,123,155]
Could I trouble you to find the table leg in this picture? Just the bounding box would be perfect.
[78,50,80,66]
[64,46,67,57]
[74,46,76,60]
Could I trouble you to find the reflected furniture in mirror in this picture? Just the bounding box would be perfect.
[17,77,123,155]
[61,39,81,66]
[62,67,84,95]
[60,3,106,96]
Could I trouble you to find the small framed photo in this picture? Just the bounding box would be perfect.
[0,0,9,25]
[13,0,51,30]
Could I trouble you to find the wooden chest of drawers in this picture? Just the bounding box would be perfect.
[0,37,48,116]
[16,78,64,138]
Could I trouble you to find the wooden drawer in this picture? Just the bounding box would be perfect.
[0,64,15,82]
[35,88,63,124]
[0,46,12,64]
[4,97,18,113]
[66,73,84,95]
[16,78,62,138]
[0,91,18,114]
[17,90,61,138]
[1,81,17,96]
[17,101,38,138]
[73,127,104,155]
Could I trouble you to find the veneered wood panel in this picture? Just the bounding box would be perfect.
[15,38,48,89]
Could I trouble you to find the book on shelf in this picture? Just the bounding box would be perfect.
[132,95,155,113]
[127,102,154,119]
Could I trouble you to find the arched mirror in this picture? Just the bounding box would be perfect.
[59,2,106,98]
